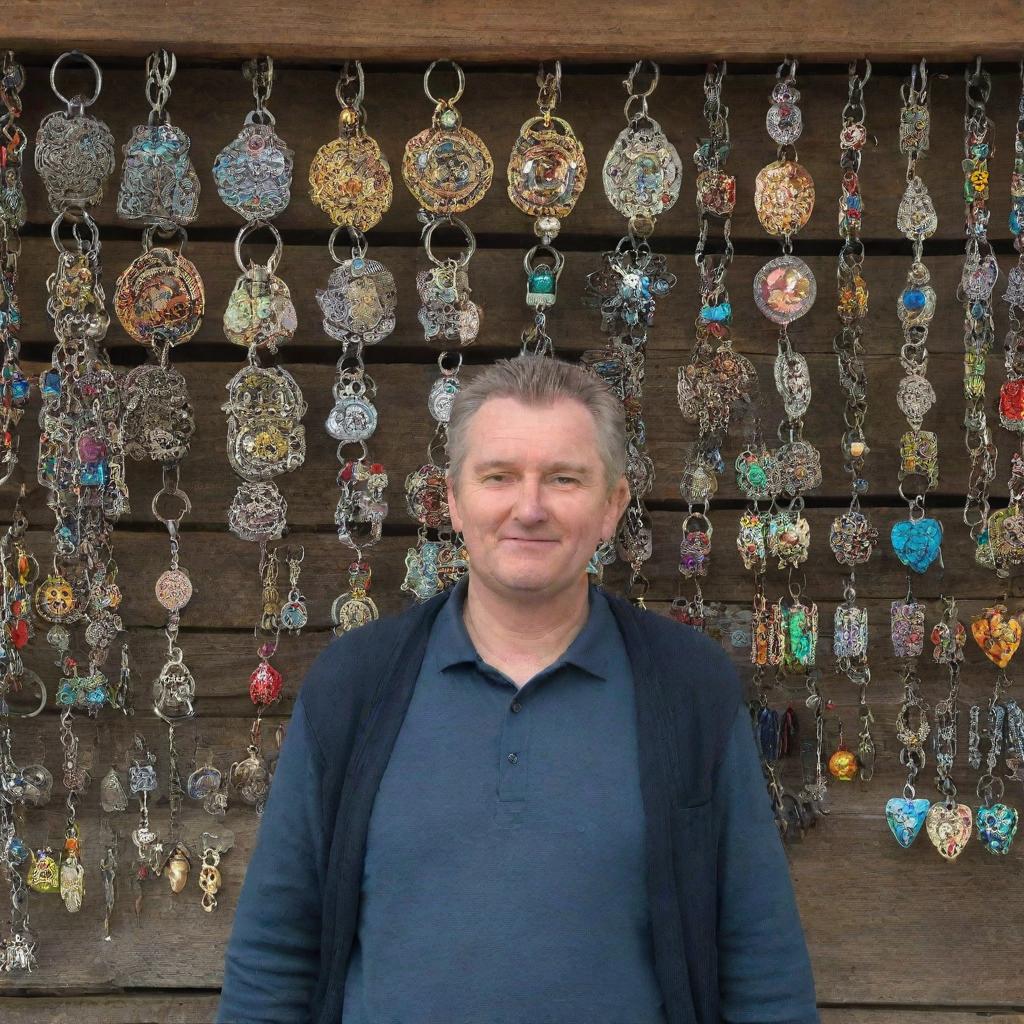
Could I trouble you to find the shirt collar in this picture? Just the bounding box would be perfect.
[431,573,614,681]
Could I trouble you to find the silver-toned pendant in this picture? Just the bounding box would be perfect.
[776,439,822,496]
[416,263,481,347]
[897,175,938,241]
[117,123,200,227]
[896,372,936,427]
[100,767,129,812]
[228,480,288,543]
[336,459,389,550]
[223,267,297,354]
[753,255,816,324]
[229,746,270,810]
[602,116,681,221]
[774,346,811,419]
[121,364,195,463]
[35,108,116,213]
[326,367,378,443]
[401,536,469,601]
[317,255,397,347]
[153,653,196,723]
[213,119,294,222]
[428,372,460,424]
[766,81,803,145]
[833,602,869,660]
[1004,264,1024,308]
[961,249,999,302]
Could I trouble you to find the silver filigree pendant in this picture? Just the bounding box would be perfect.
[35,109,116,211]
[117,122,200,227]
[774,346,811,420]
[897,176,938,241]
[317,256,397,346]
[213,119,294,222]
[602,116,681,221]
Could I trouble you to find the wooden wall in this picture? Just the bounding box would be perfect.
[2,31,1024,1024]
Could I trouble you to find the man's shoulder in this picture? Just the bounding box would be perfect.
[297,593,444,719]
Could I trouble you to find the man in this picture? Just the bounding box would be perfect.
[217,354,819,1024]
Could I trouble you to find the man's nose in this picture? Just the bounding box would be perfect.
[512,477,548,523]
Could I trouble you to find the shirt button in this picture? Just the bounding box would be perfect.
[511,701,522,713]
[507,752,518,764]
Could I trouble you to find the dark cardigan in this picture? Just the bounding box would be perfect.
[298,586,744,1024]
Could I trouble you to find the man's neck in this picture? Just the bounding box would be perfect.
[461,575,591,688]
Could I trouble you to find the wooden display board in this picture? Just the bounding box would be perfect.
[2,15,1024,1022]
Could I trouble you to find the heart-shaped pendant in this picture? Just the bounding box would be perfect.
[976,802,1019,855]
[890,517,943,573]
[885,796,930,848]
[971,604,1022,668]
[925,801,972,861]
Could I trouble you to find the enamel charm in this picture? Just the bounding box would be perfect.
[925,800,973,861]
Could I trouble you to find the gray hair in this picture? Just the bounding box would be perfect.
[446,354,626,490]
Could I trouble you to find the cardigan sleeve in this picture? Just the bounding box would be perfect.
[216,692,326,1024]
[714,701,821,1024]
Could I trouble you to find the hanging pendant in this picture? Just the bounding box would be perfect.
[829,508,877,566]
[223,267,297,353]
[332,560,380,634]
[416,261,481,347]
[970,605,1022,668]
[885,794,930,847]
[833,602,868,660]
[678,513,711,579]
[401,534,469,601]
[229,745,270,809]
[317,246,397,347]
[35,51,116,211]
[59,826,85,913]
[99,766,128,813]
[121,364,196,463]
[778,597,817,670]
[26,847,60,893]
[227,480,289,543]
[602,114,681,223]
[326,370,379,443]
[164,841,192,893]
[736,511,768,573]
[507,115,586,220]
[896,176,938,240]
[776,439,822,496]
[750,595,783,667]
[890,515,943,573]
[114,243,205,348]
[754,160,814,237]
[766,508,810,569]
[335,459,389,549]
[925,801,972,861]
[774,345,811,419]
[976,802,1019,854]
[735,445,779,501]
[117,122,199,228]
[753,255,816,324]
[891,598,926,658]
[405,462,449,529]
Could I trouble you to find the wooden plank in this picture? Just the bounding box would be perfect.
[9,243,1007,359]
[2,1,1021,63]
[7,67,1022,241]
[0,345,1014,539]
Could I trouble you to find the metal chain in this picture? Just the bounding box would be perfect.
[962,58,998,546]
[144,49,175,125]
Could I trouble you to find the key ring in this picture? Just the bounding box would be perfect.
[328,224,368,264]
[422,215,476,266]
[234,219,283,275]
[50,208,100,253]
[423,59,465,107]
[523,243,565,281]
[49,49,102,112]
[337,60,366,113]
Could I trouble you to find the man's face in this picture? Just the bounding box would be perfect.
[447,396,630,599]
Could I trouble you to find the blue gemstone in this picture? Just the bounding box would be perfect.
[890,517,943,573]
[700,301,732,323]
[10,376,28,400]
[1012,210,1024,235]
[971,301,985,320]
[42,370,61,397]
[902,288,927,312]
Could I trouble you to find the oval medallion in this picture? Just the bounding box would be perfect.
[754,159,815,237]
[403,121,493,215]
[155,568,193,612]
[326,395,378,442]
[602,117,681,220]
[309,132,393,231]
[114,247,205,348]
[506,116,587,219]
[317,257,397,346]
[213,120,294,222]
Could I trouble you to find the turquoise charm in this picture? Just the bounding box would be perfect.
[976,802,1019,854]
[890,517,942,573]
[885,796,930,848]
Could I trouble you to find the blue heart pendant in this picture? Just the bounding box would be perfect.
[885,796,930,848]
[890,517,943,573]
[976,802,1019,854]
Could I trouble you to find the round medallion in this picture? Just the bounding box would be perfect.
[326,395,378,442]
[753,159,815,237]
[114,247,205,348]
[695,169,736,216]
[223,270,297,353]
[228,414,305,480]
[506,117,587,219]
[753,255,817,324]
[309,132,393,230]
[602,118,681,220]
[155,568,193,612]
[332,592,380,634]
[34,574,77,623]
[402,123,493,215]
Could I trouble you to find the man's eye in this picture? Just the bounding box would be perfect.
[553,476,579,485]
[483,474,507,483]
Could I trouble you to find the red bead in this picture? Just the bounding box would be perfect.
[249,661,283,706]
[1000,380,1024,424]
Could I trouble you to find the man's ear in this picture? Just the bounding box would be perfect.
[603,473,631,536]
[446,471,463,533]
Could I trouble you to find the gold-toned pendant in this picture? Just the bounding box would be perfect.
[164,841,192,893]
[59,826,85,912]
[27,847,60,893]
[925,801,972,861]
[754,159,815,237]
[310,132,392,232]
[114,241,205,349]
[507,115,586,220]
[403,60,492,216]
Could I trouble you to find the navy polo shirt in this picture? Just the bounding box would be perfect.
[340,575,668,1023]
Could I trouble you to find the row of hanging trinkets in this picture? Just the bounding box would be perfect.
[310,60,393,631]
[584,60,677,606]
[674,62,755,631]
[30,50,133,928]
[509,61,586,357]
[115,48,201,892]
[401,60,482,600]
[828,60,878,788]
[217,56,303,816]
